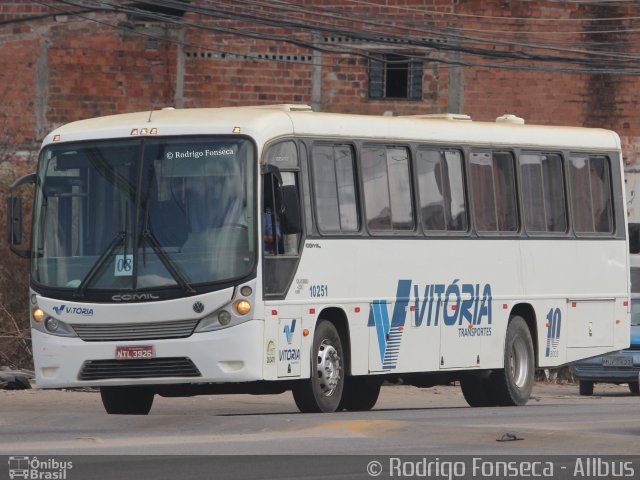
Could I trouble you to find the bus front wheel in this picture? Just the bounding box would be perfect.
[491,316,535,406]
[100,386,155,415]
[292,320,344,413]
[340,376,382,411]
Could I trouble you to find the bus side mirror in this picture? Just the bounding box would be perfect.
[7,173,36,258]
[8,196,23,245]
[280,184,302,235]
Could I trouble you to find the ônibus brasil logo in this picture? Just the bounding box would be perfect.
[368,279,493,370]
[8,456,73,479]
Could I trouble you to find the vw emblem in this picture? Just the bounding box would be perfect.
[193,301,204,314]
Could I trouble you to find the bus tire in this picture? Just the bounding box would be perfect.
[292,320,344,413]
[460,374,496,407]
[629,382,640,394]
[579,381,594,396]
[100,386,154,415]
[339,376,381,411]
[490,316,534,406]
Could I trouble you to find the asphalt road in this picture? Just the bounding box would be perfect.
[1,382,639,479]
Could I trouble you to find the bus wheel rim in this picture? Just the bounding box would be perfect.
[316,341,340,396]
[510,336,530,389]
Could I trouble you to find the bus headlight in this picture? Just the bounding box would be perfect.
[32,316,77,337]
[195,306,251,333]
[218,310,232,326]
[45,317,60,331]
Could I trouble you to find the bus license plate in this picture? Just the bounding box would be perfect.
[116,345,155,360]
[602,356,632,367]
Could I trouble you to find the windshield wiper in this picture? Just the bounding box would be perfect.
[74,232,126,298]
[138,164,195,295]
[140,228,195,295]
[138,188,196,295]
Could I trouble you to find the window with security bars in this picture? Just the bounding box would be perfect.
[369,54,423,100]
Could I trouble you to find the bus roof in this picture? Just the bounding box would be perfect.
[43,104,621,152]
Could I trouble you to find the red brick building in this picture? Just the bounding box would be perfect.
[2,0,640,169]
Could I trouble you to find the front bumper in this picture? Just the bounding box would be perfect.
[32,320,265,388]
[571,349,640,383]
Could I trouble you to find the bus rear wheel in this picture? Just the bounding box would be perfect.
[100,386,155,415]
[339,376,382,411]
[292,320,344,413]
[490,316,535,406]
[460,374,496,407]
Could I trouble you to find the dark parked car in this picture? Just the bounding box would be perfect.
[572,294,640,395]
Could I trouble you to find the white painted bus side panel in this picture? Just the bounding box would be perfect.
[288,237,629,376]
[520,239,628,367]
[289,239,524,376]
[519,241,623,297]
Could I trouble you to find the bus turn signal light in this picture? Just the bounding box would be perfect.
[235,300,251,316]
[33,308,45,322]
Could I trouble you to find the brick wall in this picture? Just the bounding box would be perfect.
[1,0,640,165]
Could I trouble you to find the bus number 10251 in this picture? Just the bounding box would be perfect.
[309,285,328,298]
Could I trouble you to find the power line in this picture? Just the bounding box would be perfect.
[134,0,640,69]
[343,0,640,23]
[19,0,640,75]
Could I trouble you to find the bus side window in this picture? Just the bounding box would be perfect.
[519,153,567,233]
[262,171,302,255]
[568,155,613,234]
[470,151,517,233]
[362,145,414,232]
[262,140,304,298]
[263,141,303,256]
[311,144,359,233]
[262,172,284,255]
[416,148,467,232]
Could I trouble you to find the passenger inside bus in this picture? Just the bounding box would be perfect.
[263,206,283,255]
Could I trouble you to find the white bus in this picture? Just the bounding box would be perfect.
[8,105,630,414]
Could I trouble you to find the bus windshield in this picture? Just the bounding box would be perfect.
[32,137,255,294]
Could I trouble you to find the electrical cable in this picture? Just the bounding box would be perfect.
[18,0,640,75]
